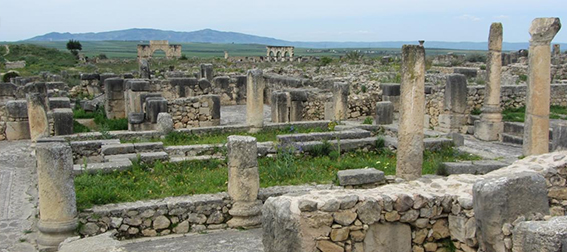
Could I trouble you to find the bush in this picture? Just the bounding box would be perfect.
[318,57,333,66]
[98,54,108,60]
[310,140,332,157]
[2,71,19,82]
[179,54,188,60]
[466,54,486,63]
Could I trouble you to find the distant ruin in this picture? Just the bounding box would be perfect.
[266,46,294,62]
[137,40,182,60]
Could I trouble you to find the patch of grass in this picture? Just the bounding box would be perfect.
[73,120,91,133]
[362,117,373,125]
[75,145,480,209]
[502,106,526,122]
[161,126,329,146]
[73,106,127,131]
[470,108,482,115]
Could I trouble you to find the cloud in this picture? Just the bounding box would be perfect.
[457,14,482,22]
[493,15,510,20]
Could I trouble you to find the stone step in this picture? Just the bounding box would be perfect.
[169,155,224,163]
[380,136,454,152]
[503,121,553,139]
[438,160,510,175]
[102,142,165,156]
[501,133,552,150]
[277,129,371,144]
[104,151,169,163]
[165,144,224,157]
[73,159,132,175]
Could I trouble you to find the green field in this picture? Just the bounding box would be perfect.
[1,41,486,59]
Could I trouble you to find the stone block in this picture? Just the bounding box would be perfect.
[128,113,145,124]
[6,100,28,118]
[27,92,50,141]
[271,91,289,123]
[213,76,230,90]
[5,121,30,140]
[324,102,334,120]
[289,101,303,122]
[288,90,308,102]
[364,222,411,252]
[52,108,74,136]
[48,97,71,109]
[99,73,119,85]
[380,83,401,96]
[145,99,168,123]
[474,120,504,141]
[382,95,400,112]
[104,78,125,100]
[448,132,464,146]
[198,78,212,90]
[513,216,567,252]
[105,100,125,119]
[375,101,393,125]
[80,73,100,81]
[438,114,467,132]
[444,74,468,114]
[337,168,385,186]
[46,82,66,91]
[453,68,477,78]
[156,113,174,134]
[439,160,507,175]
[0,83,17,96]
[200,64,214,81]
[126,80,150,92]
[552,122,567,151]
[473,171,550,252]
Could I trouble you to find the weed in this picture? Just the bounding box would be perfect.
[310,140,333,157]
[363,117,373,125]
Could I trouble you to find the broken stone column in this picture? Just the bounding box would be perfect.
[104,78,125,119]
[552,122,567,151]
[246,69,265,130]
[438,74,467,133]
[271,91,290,123]
[375,101,393,125]
[27,92,50,141]
[288,90,307,122]
[332,82,349,121]
[200,63,214,82]
[226,135,262,228]
[5,100,30,140]
[235,75,247,105]
[51,108,74,136]
[396,45,425,181]
[139,59,150,79]
[473,171,549,252]
[380,83,401,112]
[156,112,173,134]
[523,18,561,156]
[475,23,505,141]
[36,141,77,250]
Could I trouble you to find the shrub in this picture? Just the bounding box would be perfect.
[318,57,333,66]
[361,85,367,93]
[466,53,486,63]
[98,54,108,60]
[310,140,332,157]
[2,71,19,82]
[519,74,528,82]
[179,54,188,60]
[480,65,486,70]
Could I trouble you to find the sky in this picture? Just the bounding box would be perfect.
[0,0,565,43]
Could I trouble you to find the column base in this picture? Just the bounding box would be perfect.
[37,218,78,251]
[436,114,467,133]
[227,200,263,228]
[474,121,503,141]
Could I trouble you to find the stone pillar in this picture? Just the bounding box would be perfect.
[271,91,290,123]
[523,18,561,156]
[289,90,307,122]
[139,59,150,79]
[475,23,505,141]
[332,82,349,121]
[246,69,265,130]
[380,83,401,112]
[51,108,74,135]
[226,135,262,228]
[36,141,77,250]
[396,45,425,180]
[552,122,567,151]
[27,92,50,141]
[156,112,174,134]
[375,101,394,125]
[200,63,214,82]
[104,78,125,119]
[438,74,467,133]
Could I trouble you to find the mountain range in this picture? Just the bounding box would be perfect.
[25,28,565,51]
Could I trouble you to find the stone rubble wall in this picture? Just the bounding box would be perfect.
[167,95,220,129]
[77,185,337,239]
[262,151,567,252]
[0,102,7,140]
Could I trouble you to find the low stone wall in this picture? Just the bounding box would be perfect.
[77,185,338,239]
[262,151,567,252]
[0,102,7,140]
[168,95,221,129]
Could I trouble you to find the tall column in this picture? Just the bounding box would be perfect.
[36,140,77,251]
[396,45,425,180]
[475,23,504,141]
[333,82,349,121]
[246,69,265,130]
[523,18,561,156]
[226,135,262,228]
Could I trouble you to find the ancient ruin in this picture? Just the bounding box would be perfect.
[266,46,294,62]
[137,40,182,60]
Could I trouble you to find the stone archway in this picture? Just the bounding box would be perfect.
[137,40,182,59]
[266,46,294,62]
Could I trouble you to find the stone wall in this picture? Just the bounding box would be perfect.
[0,102,6,140]
[168,95,221,129]
[77,185,336,239]
[262,151,567,252]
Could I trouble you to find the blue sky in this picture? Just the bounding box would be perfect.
[0,0,565,42]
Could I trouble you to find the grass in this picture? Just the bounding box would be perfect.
[502,105,567,122]
[0,44,77,75]
[158,125,329,146]
[75,145,480,210]
[73,106,128,131]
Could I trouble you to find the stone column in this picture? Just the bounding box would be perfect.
[271,91,290,123]
[27,92,50,142]
[333,82,349,121]
[375,101,394,125]
[226,135,262,228]
[246,69,265,130]
[396,45,425,180]
[200,63,214,82]
[36,140,77,251]
[438,74,467,133]
[475,23,505,141]
[523,18,561,156]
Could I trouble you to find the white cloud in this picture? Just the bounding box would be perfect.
[493,15,510,20]
[457,14,482,22]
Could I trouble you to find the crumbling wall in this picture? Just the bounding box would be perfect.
[168,95,221,129]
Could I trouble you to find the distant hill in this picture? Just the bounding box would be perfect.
[24,28,565,51]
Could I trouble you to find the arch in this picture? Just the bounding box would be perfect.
[284,51,290,58]
[137,40,182,60]
[276,51,281,58]
[266,46,295,62]
[151,49,167,58]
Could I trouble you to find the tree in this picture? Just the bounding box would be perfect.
[66,40,82,57]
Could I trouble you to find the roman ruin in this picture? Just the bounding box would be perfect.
[1,14,566,252]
